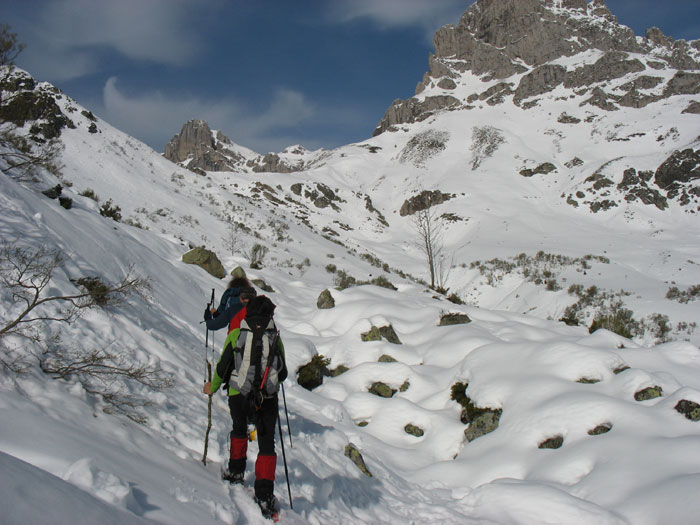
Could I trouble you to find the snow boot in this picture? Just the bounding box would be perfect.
[222,469,244,485]
[254,493,279,521]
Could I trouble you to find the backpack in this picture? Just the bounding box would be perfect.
[221,296,287,404]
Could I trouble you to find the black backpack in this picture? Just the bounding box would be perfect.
[222,296,287,407]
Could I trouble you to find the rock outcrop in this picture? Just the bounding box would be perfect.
[164,120,311,173]
[373,0,700,135]
[164,120,250,173]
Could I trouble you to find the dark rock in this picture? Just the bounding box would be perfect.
[514,65,567,104]
[464,410,501,442]
[564,51,646,89]
[538,435,564,449]
[682,101,700,114]
[361,325,401,344]
[634,386,663,401]
[373,96,461,136]
[378,354,397,363]
[345,443,372,477]
[654,148,700,189]
[369,382,396,398]
[317,289,335,309]
[588,423,613,435]
[182,247,226,279]
[663,71,700,97]
[558,113,581,124]
[565,157,585,168]
[675,400,700,421]
[42,184,62,199]
[437,78,457,90]
[404,424,425,437]
[296,355,331,391]
[399,190,453,216]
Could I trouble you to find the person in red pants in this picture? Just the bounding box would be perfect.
[204,295,287,513]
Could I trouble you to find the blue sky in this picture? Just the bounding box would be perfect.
[4,0,700,154]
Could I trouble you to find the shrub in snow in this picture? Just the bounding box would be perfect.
[296,354,331,391]
[589,304,638,339]
[378,354,397,363]
[538,436,564,449]
[439,312,471,326]
[361,325,401,344]
[99,199,121,222]
[58,196,72,209]
[248,243,268,269]
[666,285,700,304]
[675,400,700,421]
[404,424,424,437]
[317,289,335,309]
[470,125,505,170]
[398,129,450,168]
[41,184,62,199]
[344,443,372,477]
[634,386,663,401]
[577,377,601,384]
[79,188,99,201]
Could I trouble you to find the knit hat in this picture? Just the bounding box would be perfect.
[231,266,247,279]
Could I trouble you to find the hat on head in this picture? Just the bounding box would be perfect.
[246,295,276,319]
[231,266,247,279]
[239,287,257,301]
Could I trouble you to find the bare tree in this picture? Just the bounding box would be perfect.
[0,242,150,342]
[40,345,173,424]
[413,206,445,290]
[0,242,171,423]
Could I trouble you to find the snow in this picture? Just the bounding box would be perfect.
[2,11,700,524]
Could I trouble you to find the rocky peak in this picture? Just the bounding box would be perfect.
[164,119,313,174]
[374,0,700,136]
[430,0,638,83]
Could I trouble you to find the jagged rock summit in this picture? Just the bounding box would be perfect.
[374,0,700,135]
[163,119,320,174]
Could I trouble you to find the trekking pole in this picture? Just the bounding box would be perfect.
[202,288,215,465]
[281,383,292,448]
[277,410,293,510]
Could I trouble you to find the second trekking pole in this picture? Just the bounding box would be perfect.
[202,288,215,465]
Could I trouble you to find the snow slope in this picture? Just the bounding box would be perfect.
[2,4,700,520]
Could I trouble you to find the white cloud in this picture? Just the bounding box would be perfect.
[327,0,470,35]
[17,0,210,81]
[100,77,318,154]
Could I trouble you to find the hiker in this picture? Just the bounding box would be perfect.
[204,266,252,331]
[203,295,287,515]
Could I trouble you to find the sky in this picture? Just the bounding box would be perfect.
[3,0,700,155]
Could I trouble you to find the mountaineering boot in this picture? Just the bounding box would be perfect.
[222,469,244,485]
[223,432,247,484]
[254,493,279,521]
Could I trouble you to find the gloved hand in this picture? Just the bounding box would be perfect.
[204,307,212,321]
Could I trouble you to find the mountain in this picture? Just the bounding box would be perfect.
[2,1,700,523]
[164,119,324,174]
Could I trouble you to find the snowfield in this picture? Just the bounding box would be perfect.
[2,5,700,521]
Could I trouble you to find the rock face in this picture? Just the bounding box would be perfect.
[164,120,310,173]
[164,120,249,172]
[373,0,700,135]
